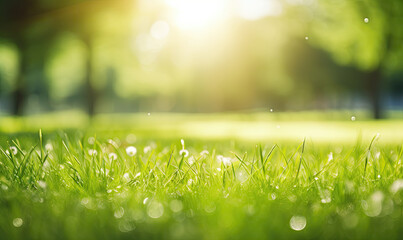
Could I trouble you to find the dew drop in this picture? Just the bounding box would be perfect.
[364,17,369,23]
[290,215,306,231]
[351,116,356,121]
[114,207,125,219]
[169,199,183,213]
[147,201,164,219]
[13,218,23,227]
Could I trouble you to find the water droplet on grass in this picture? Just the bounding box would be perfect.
[114,207,125,219]
[13,218,23,227]
[126,146,137,156]
[88,137,95,145]
[351,116,356,121]
[390,179,403,194]
[10,146,17,155]
[290,215,306,231]
[364,17,369,23]
[37,180,47,189]
[204,203,216,213]
[170,200,183,213]
[119,220,136,232]
[109,153,117,161]
[179,149,189,157]
[147,202,164,218]
[362,191,384,217]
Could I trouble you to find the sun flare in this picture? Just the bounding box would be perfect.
[164,0,228,30]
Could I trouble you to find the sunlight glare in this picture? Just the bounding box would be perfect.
[238,0,282,20]
[165,0,227,30]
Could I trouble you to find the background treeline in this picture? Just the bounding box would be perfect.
[0,0,402,118]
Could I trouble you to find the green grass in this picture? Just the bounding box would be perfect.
[1,114,403,239]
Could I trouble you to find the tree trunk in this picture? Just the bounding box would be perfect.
[367,67,382,119]
[12,37,27,116]
[83,37,96,116]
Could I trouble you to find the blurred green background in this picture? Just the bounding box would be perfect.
[0,0,402,119]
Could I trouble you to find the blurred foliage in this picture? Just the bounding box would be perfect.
[0,0,402,115]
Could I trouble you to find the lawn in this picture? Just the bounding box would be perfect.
[1,113,403,239]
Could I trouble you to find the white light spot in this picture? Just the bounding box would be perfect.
[81,197,90,206]
[167,0,227,30]
[45,143,53,152]
[147,112,151,116]
[351,116,356,121]
[10,146,18,155]
[305,36,309,40]
[179,149,189,157]
[238,0,283,20]
[114,207,125,219]
[37,180,47,189]
[150,20,170,40]
[364,17,369,23]
[143,197,149,205]
[144,146,152,154]
[118,220,136,232]
[88,149,97,156]
[126,146,137,157]
[200,150,209,156]
[147,201,164,218]
[390,179,403,194]
[188,156,195,165]
[170,199,183,212]
[328,152,333,162]
[218,156,232,166]
[362,191,384,217]
[109,153,118,161]
[13,218,23,227]
[290,215,306,231]
[88,137,95,145]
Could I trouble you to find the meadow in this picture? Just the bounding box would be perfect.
[1,112,403,240]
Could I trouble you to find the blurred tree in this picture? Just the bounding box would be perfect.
[284,38,364,110]
[0,0,134,115]
[307,0,403,118]
[0,1,36,115]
